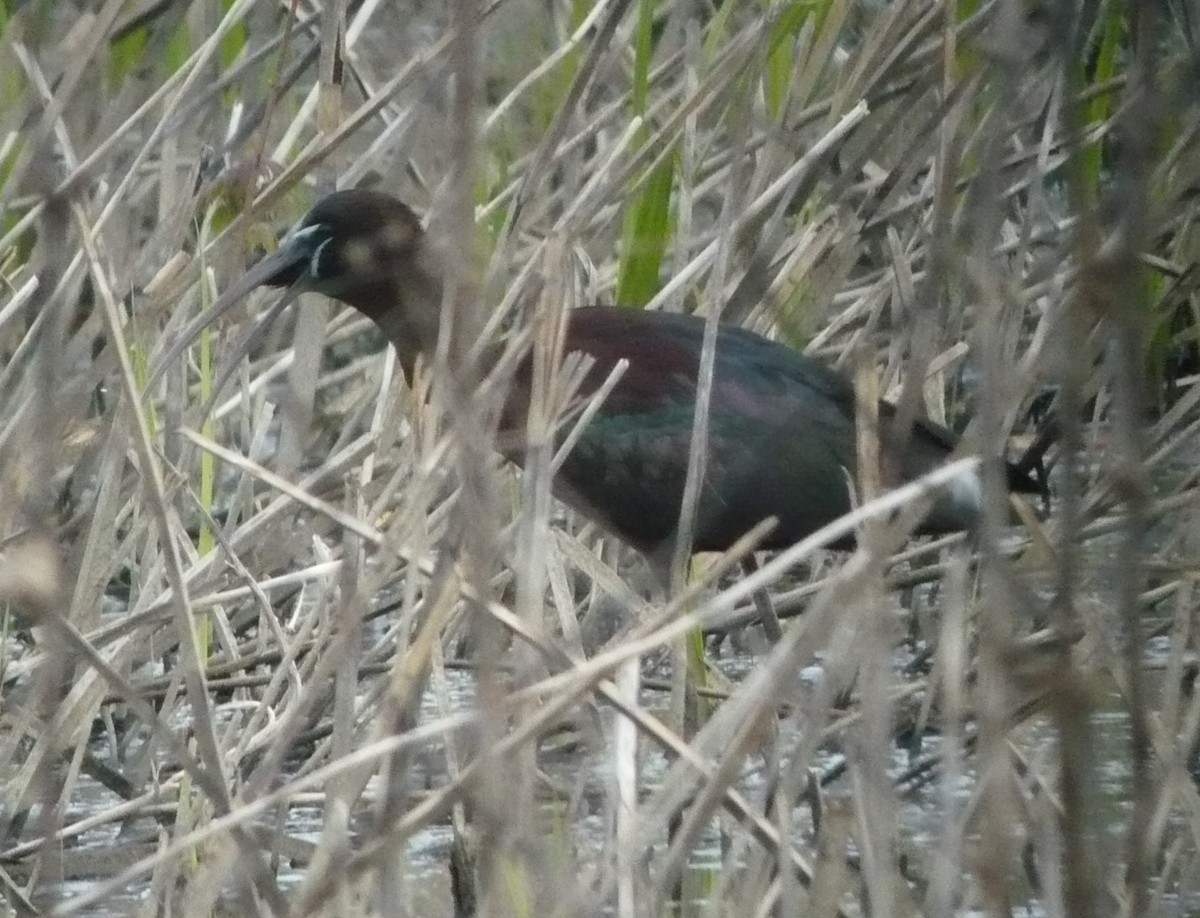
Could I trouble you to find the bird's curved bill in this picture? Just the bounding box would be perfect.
[147,242,310,395]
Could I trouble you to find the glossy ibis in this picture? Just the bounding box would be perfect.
[156,189,1036,575]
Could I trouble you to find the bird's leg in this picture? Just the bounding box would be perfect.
[741,554,784,643]
[576,592,636,655]
[647,542,731,905]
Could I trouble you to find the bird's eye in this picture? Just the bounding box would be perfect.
[284,222,335,280]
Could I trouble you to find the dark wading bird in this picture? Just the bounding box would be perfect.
[156,189,1037,586]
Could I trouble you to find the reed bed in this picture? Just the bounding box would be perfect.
[1,0,1199,915]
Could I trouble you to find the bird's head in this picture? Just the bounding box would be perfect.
[250,189,425,309]
[152,189,440,391]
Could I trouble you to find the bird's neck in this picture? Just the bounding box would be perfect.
[344,247,444,383]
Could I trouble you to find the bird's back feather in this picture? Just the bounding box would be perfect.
[539,307,1018,553]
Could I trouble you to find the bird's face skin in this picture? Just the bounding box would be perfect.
[151,190,428,388]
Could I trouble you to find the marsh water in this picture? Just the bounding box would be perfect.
[27,592,1177,917]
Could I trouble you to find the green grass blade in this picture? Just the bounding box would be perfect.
[616,152,675,307]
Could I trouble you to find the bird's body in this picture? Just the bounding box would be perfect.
[157,189,1035,562]
[513,306,984,556]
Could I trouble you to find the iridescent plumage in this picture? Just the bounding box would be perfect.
[156,189,1037,561]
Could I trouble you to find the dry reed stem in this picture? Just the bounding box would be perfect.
[1,0,1197,915]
